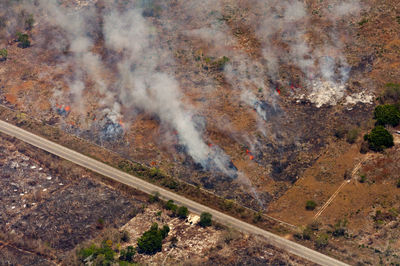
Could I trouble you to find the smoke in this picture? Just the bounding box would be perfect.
[37,0,116,122]
[102,8,237,177]
[25,1,238,177]
[249,0,363,107]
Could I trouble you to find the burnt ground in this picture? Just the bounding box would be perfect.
[0,133,314,266]
[0,245,53,266]
[0,0,389,212]
[0,133,147,264]
[0,0,399,263]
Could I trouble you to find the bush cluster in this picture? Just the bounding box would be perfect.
[16,32,31,48]
[137,223,169,254]
[199,212,213,227]
[305,200,317,211]
[374,104,400,127]
[364,125,394,151]
[164,200,188,219]
[0,48,7,60]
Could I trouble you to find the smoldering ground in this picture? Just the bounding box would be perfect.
[0,0,372,209]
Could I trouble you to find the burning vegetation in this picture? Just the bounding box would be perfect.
[0,0,396,214]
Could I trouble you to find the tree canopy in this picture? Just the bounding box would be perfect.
[365,125,394,151]
[374,104,400,127]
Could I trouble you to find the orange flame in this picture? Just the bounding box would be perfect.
[151,161,157,166]
[276,88,281,95]
[65,106,71,112]
[245,149,254,160]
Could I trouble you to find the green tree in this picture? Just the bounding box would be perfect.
[374,104,400,127]
[305,200,317,211]
[0,48,7,61]
[160,225,170,239]
[137,223,163,254]
[365,125,394,151]
[119,246,135,262]
[177,206,188,219]
[199,212,212,227]
[165,200,177,212]
[16,32,30,48]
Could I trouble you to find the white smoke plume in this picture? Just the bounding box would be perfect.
[37,0,118,122]
[102,8,236,177]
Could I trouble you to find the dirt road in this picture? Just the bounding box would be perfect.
[0,119,348,266]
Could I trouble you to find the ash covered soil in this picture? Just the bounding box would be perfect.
[0,134,314,265]
[0,0,396,211]
[0,133,146,264]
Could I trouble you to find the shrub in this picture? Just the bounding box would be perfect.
[164,200,177,212]
[397,179,400,188]
[346,128,359,144]
[137,223,163,254]
[149,167,164,179]
[119,246,135,262]
[332,219,348,237]
[302,227,312,240]
[148,192,160,203]
[96,218,105,230]
[120,230,130,243]
[25,14,35,30]
[162,178,179,190]
[334,126,348,139]
[252,211,262,223]
[177,206,188,219]
[380,83,400,103]
[365,126,394,151]
[360,141,369,154]
[374,104,400,126]
[160,225,170,239]
[309,221,320,231]
[221,228,240,244]
[305,200,317,211]
[359,174,366,183]
[16,32,31,48]
[78,241,115,263]
[0,48,7,61]
[199,212,212,227]
[315,234,329,249]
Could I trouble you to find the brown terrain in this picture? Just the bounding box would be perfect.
[0,0,400,265]
[0,133,313,265]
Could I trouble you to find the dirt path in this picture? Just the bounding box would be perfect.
[313,154,373,221]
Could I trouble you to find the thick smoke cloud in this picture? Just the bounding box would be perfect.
[32,1,237,177]
[102,8,236,177]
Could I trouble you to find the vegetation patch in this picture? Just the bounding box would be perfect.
[364,126,394,151]
[137,223,169,255]
[305,200,317,211]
